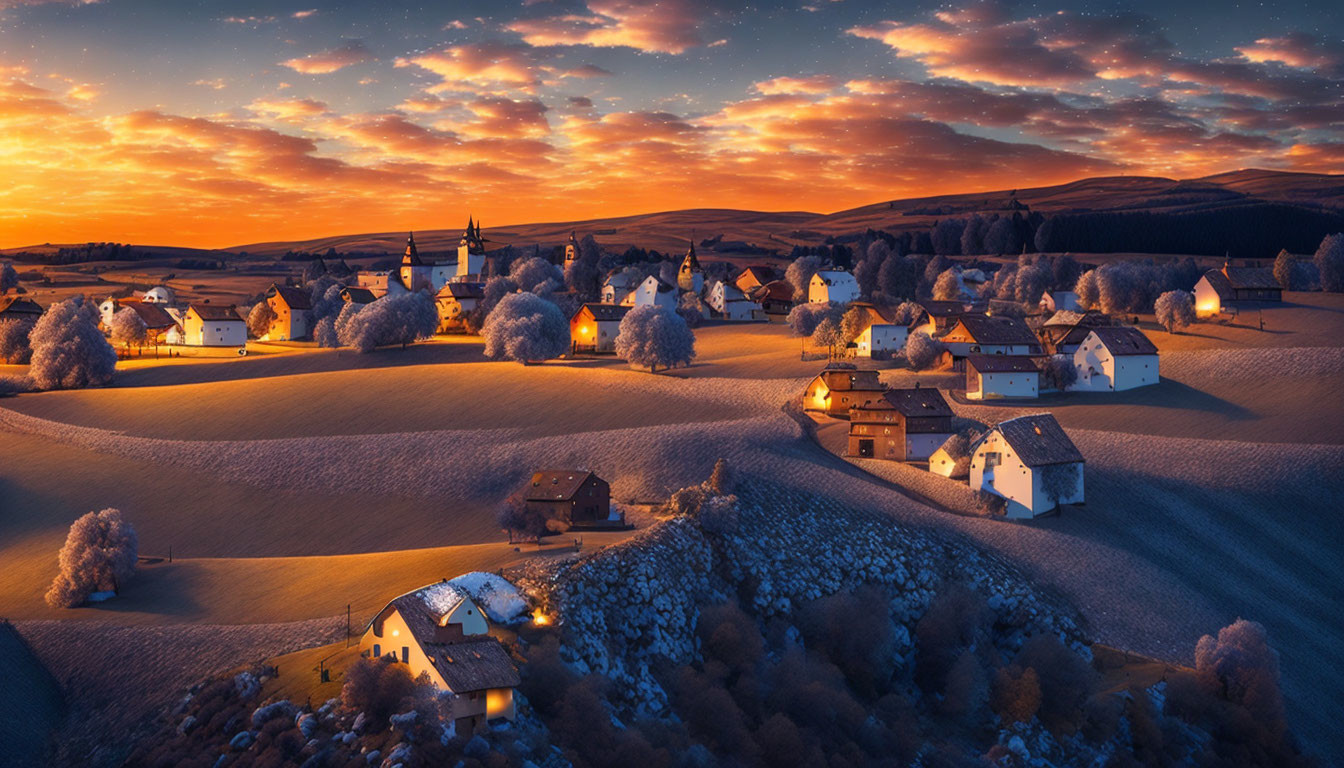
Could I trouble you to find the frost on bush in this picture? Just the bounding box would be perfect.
[482,291,569,364]
[246,300,277,339]
[1039,354,1078,391]
[903,330,944,371]
[932,269,961,301]
[28,297,117,390]
[0,318,33,364]
[510,256,563,294]
[786,301,842,338]
[1154,289,1195,333]
[1194,619,1284,725]
[614,304,696,373]
[110,307,147,351]
[338,292,438,353]
[44,508,138,608]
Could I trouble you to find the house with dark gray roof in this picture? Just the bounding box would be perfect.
[940,314,1042,365]
[360,580,520,734]
[1194,261,1282,316]
[965,354,1040,400]
[969,414,1084,518]
[571,303,632,354]
[524,469,619,529]
[1073,326,1159,392]
[804,364,885,416]
[847,386,954,462]
[262,283,312,341]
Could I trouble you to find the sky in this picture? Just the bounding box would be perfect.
[0,0,1340,248]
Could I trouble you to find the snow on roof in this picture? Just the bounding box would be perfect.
[417,581,470,620]
[448,572,528,624]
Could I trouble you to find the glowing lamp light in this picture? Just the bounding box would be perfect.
[392,629,400,637]
[531,608,552,626]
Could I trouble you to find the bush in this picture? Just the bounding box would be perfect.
[786,301,842,338]
[246,300,276,339]
[497,489,568,541]
[511,256,563,293]
[45,508,138,608]
[1014,634,1097,733]
[991,665,1042,724]
[110,307,147,351]
[0,318,33,363]
[615,304,696,372]
[903,330,943,370]
[341,656,420,726]
[482,291,570,363]
[1194,619,1284,726]
[1154,289,1195,333]
[1039,354,1078,391]
[28,297,117,390]
[339,292,439,352]
[932,269,960,301]
[1313,233,1344,292]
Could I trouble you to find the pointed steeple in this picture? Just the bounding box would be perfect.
[402,231,423,266]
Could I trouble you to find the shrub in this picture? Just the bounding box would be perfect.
[0,318,33,363]
[341,656,419,726]
[1194,619,1284,726]
[28,297,117,390]
[246,300,276,339]
[1039,354,1078,391]
[903,331,944,370]
[45,508,138,608]
[615,304,696,372]
[932,269,960,301]
[1154,289,1195,333]
[1313,233,1344,292]
[496,489,568,541]
[991,665,1042,724]
[1273,249,1296,290]
[482,291,570,363]
[786,301,842,338]
[110,307,147,351]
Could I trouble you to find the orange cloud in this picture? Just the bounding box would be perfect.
[507,0,729,55]
[396,42,543,92]
[753,75,838,95]
[281,40,372,75]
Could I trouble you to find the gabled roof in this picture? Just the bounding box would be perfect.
[526,470,601,501]
[856,387,954,416]
[438,282,484,300]
[188,304,242,321]
[952,315,1040,346]
[575,303,631,322]
[341,287,377,304]
[849,301,899,325]
[1086,326,1158,356]
[268,284,312,310]
[642,275,675,293]
[966,354,1040,373]
[750,280,793,302]
[815,368,883,393]
[1221,265,1279,291]
[736,266,775,284]
[1042,309,1106,328]
[992,414,1083,467]
[373,582,520,693]
[812,270,855,285]
[124,301,177,330]
[0,295,43,316]
[1199,269,1235,300]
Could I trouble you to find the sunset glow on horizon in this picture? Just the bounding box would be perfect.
[1,0,1340,249]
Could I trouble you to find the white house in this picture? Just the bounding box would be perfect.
[969,414,1084,518]
[624,275,678,310]
[940,315,1042,360]
[601,271,641,305]
[809,270,859,305]
[181,304,245,346]
[1072,327,1159,392]
[361,581,519,734]
[965,354,1039,400]
[260,283,312,341]
[1193,262,1282,317]
[847,303,908,358]
[356,270,410,298]
[706,280,760,321]
[436,282,484,332]
[1039,290,1080,313]
[571,303,631,353]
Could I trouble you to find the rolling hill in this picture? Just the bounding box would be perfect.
[222,169,1343,258]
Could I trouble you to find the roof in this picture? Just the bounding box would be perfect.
[953,315,1040,346]
[1221,265,1279,291]
[992,414,1084,467]
[918,300,967,318]
[850,301,899,325]
[1042,310,1106,328]
[438,282,484,300]
[269,284,312,310]
[376,582,521,692]
[815,368,883,392]
[125,301,177,330]
[750,280,793,302]
[188,304,242,322]
[643,275,675,293]
[0,295,43,316]
[681,244,702,272]
[526,470,600,501]
[1199,270,1235,300]
[857,387,953,417]
[736,266,774,284]
[341,287,377,304]
[966,354,1040,373]
[812,270,855,285]
[1086,326,1158,356]
[575,303,632,322]
[402,232,423,266]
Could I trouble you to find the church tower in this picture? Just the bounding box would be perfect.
[457,217,487,278]
[400,232,430,291]
[678,241,704,293]
[564,231,579,269]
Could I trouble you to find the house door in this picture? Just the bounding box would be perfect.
[859,439,874,458]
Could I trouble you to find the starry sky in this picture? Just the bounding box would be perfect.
[0,0,1340,248]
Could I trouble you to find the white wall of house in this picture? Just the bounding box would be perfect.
[970,432,1084,518]
[602,282,634,305]
[1193,276,1223,317]
[968,371,1039,400]
[907,432,952,461]
[457,246,485,277]
[809,271,858,304]
[191,319,246,347]
[943,341,1036,357]
[1072,333,1159,391]
[631,276,677,310]
[855,324,907,358]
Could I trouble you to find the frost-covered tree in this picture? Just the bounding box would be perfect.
[890,300,923,325]
[464,275,519,334]
[482,291,570,364]
[511,256,563,294]
[877,253,918,301]
[786,301,842,337]
[1154,290,1195,333]
[1051,254,1081,291]
[1313,233,1344,292]
[0,318,33,363]
[839,305,872,345]
[1272,249,1295,291]
[932,269,961,301]
[1039,354,1078,391]
[855,242,890,298]
[677,290,705,328]
[785,256,823,301]
[931,219,965,256]
[1073,269,1099,310]
[28,297,117,390]
[983,217,1019,256]
[1039,462,1080,509]
[923,254,952,286]
[904,330,944,370]
[960,214,989,256]
[564,234,604,300]
[333,300,363,345]
[0,262,17,294]
[497,489,567,541]
[1013,260,1052,305]
[309,282,345,328]
[246,301,276,339]
[1195,619,1284,727]
[44,508,138,608]
[313,315,338,348]
[615,304,696,372]
[339,292,438,353]
[110,307,147,352]
[811,316,845,358]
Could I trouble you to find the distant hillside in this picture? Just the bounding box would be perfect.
[221,169,1344,259]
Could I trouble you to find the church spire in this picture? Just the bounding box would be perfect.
[402,231,422,266]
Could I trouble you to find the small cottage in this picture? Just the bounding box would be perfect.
[525,470,619,529]
[706,280,761,321]
[848,387,954,461]
[910,300,968,337]
[940,315,1042,363]
[969,414,1084,518]
[847,303,908,358]
[122,301,179,345]
[571,303,631,354]
[262,283,312,341]
[1039,290,1080,313]
[804,366,885,417]
[965,355,1039,400]
[928,442,969,478]
[624,275,678,310]
[1193,262,1282,317]
[436,282,485,332]
[1037,310,1109,355]
[1072,326,1159,391]
[601,271,640,305]
[181,304,245,346]
[360,582,519,734]
[0,295,43,323]
[749,280,795,315]
[808,270,859,305]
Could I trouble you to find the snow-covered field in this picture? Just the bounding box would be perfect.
[2,312,1342,759]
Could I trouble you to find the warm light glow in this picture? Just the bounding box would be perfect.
[531,608,551,625]
[392,629,400,636]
